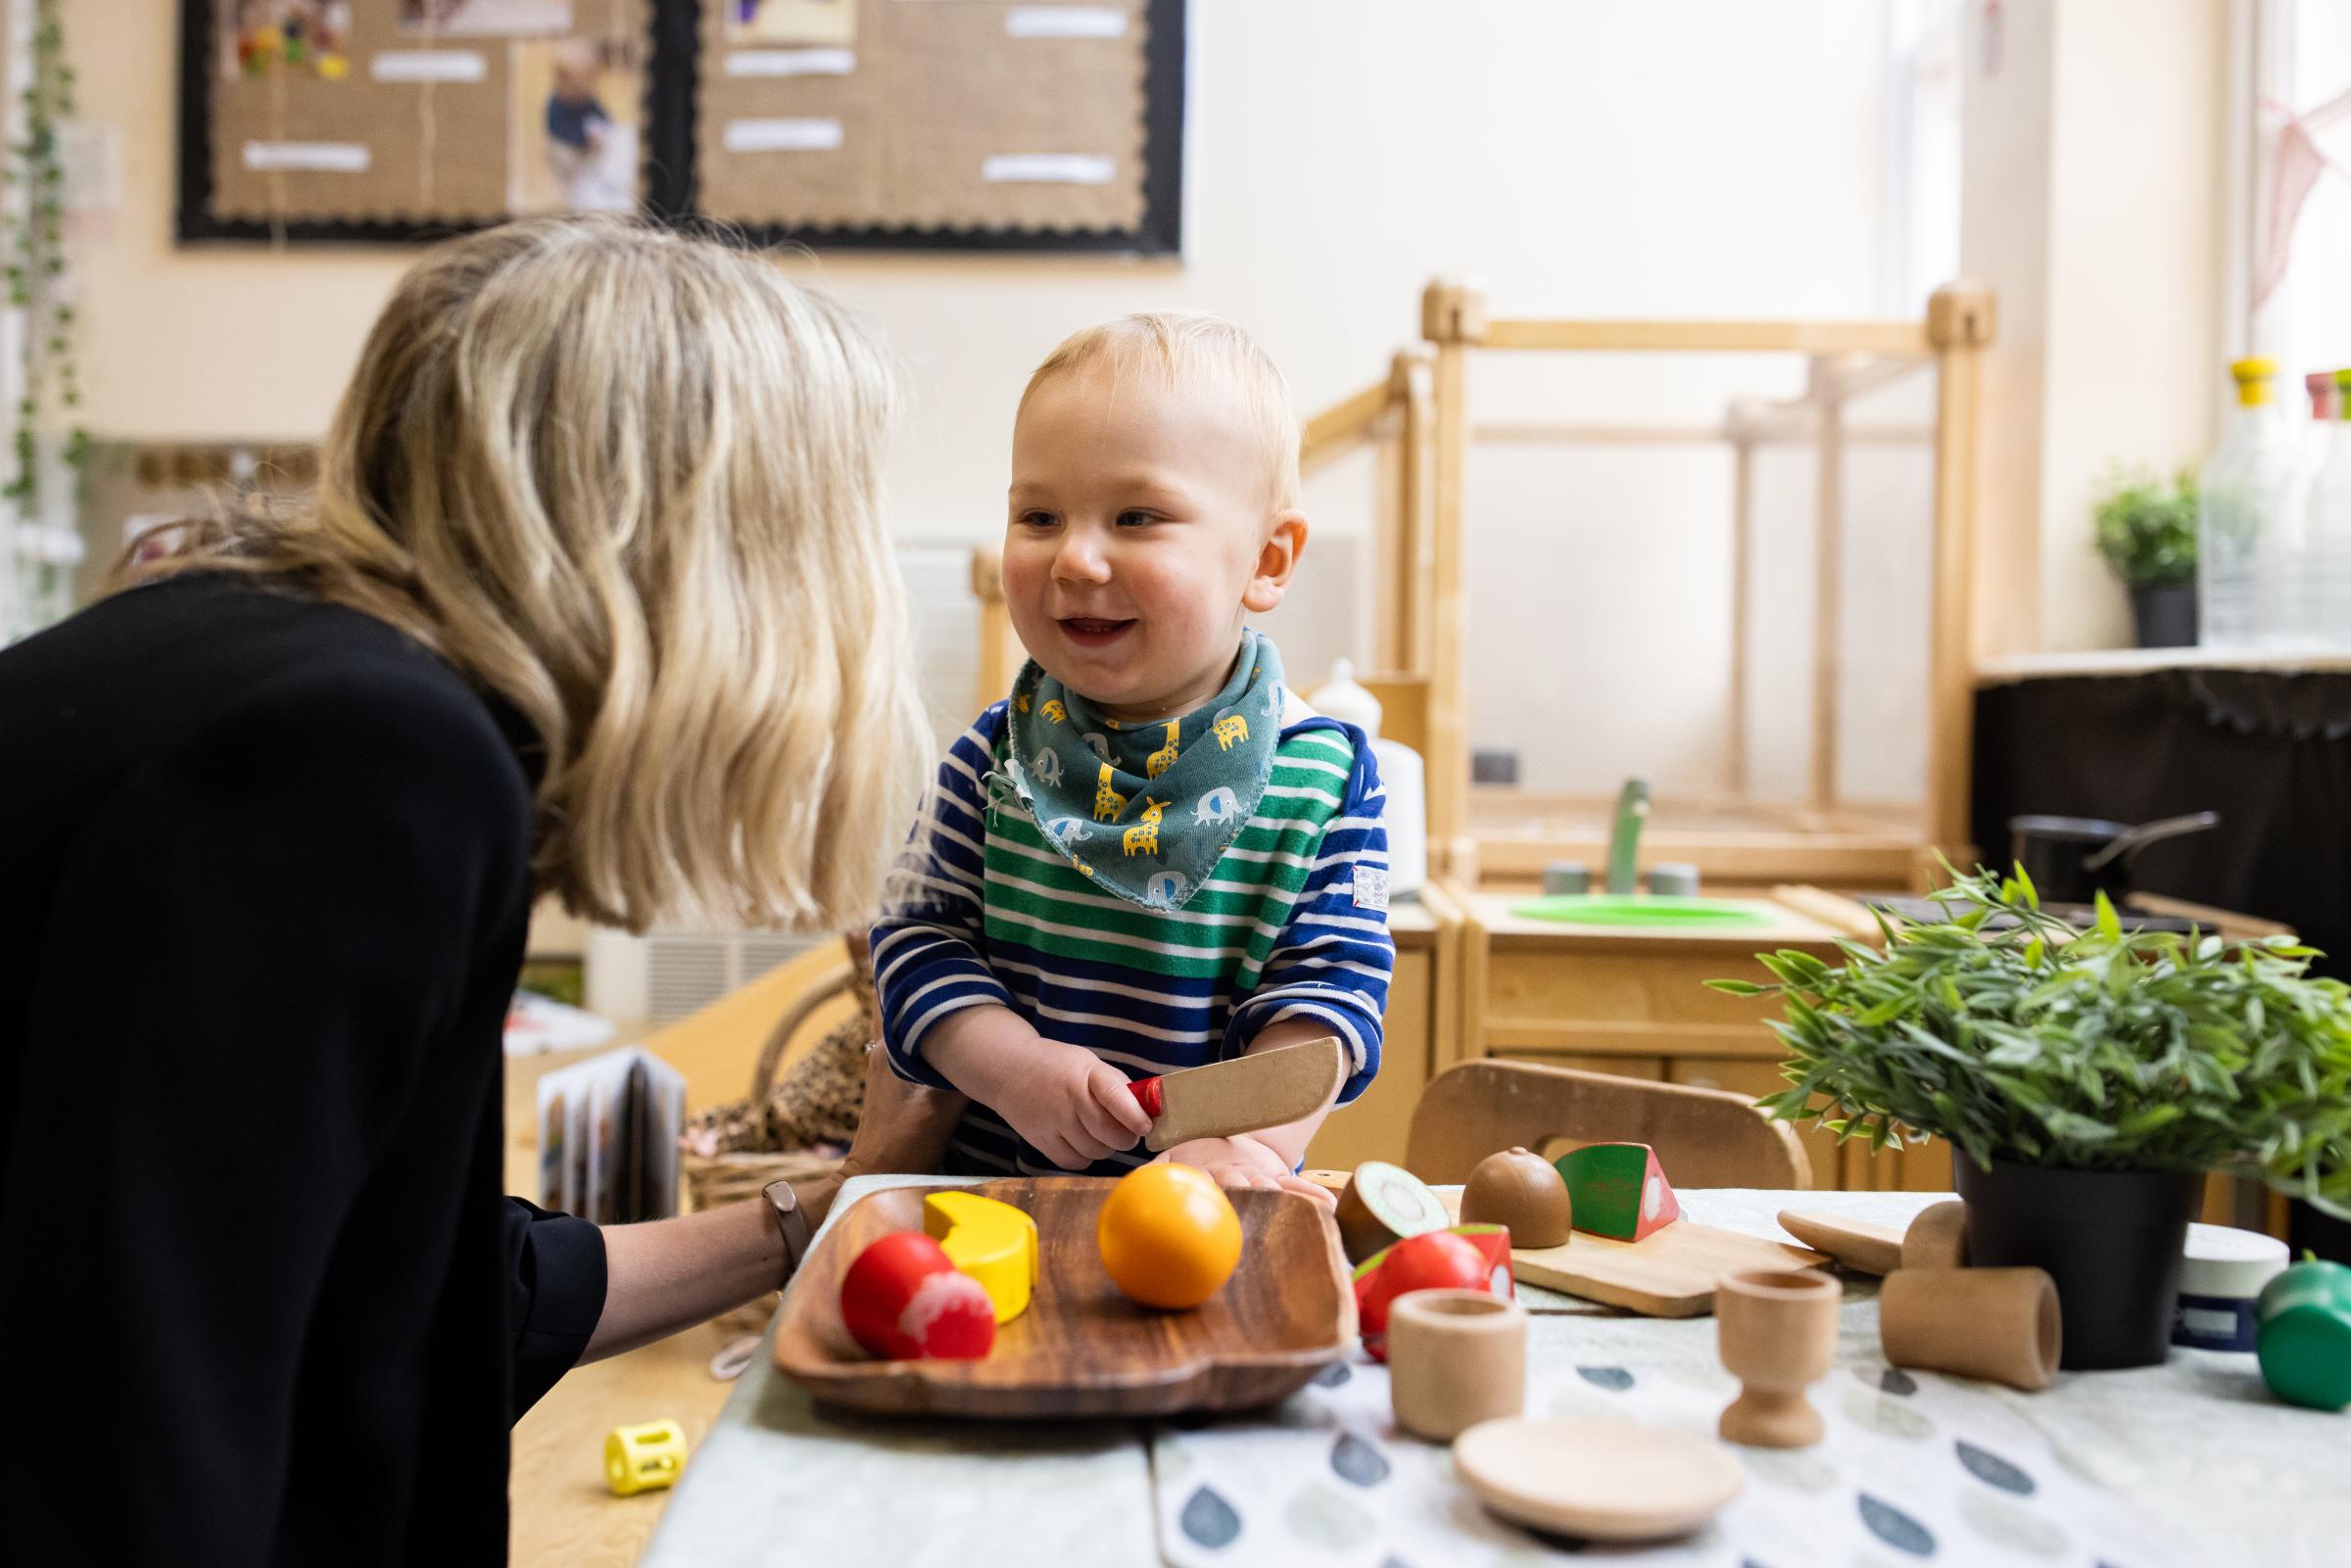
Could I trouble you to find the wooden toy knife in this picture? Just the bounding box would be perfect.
[1128,1037,1349,1153]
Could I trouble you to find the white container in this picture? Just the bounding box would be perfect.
[2172,1223,2288,1353]
[2303,370,2351,649]
[1373,738,1426,897]
[2199,357,2300,648]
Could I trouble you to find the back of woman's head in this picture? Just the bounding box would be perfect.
[145,216,929,933]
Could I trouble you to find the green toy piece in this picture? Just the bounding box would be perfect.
[2257,1256,2351,1411]
[1556,1142,1680,1242]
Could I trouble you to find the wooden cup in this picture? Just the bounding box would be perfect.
[1389,1290,1527,1441]
[1716,1269,1840,1449]
[1880,1266,2060,1392]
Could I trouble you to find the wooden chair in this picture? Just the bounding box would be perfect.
[1404,1059,1812,1190]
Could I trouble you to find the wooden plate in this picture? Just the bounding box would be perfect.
[772,1178,1356,1419]
[1454,1418,1745,1541]
[1776,1210,1904,1275]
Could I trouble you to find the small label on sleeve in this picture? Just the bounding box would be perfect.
[1352,868,1390,911]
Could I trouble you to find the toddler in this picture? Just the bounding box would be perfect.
[872,314,1393,1196]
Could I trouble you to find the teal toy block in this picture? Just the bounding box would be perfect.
[1556,1142,1681,1241]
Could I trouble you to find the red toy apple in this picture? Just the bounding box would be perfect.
[1352,1224,1514,1360]
[839,1231,997,1360]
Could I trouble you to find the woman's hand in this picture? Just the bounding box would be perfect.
[1159,1135,1337,1210]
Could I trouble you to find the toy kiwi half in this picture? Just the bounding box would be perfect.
[1334,1161,1451,1264]
[1461,1147,1572,1248]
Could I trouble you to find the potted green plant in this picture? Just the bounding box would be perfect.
[1712,866,2351,1370]
[2092,466,2199,648]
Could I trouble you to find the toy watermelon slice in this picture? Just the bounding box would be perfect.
[1557,1142,1680,1241]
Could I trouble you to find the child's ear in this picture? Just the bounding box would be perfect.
[1241,510,1309,614]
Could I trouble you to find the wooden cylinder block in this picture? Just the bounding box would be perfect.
[1880,1267,2060,1392]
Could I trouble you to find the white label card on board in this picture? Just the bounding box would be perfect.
[370,51,488,83]
[1006,7,1128,38]
[725,48,856,76]
[242,142,371,172]
[723,119,846,153]
[983,153,1115,184]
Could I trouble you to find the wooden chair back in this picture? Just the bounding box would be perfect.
[1405,1059,1812,1190]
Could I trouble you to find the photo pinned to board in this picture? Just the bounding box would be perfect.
[507,30,648,214]
[222,1,354,80]
[402,0,574,34]
[730,0,856,47]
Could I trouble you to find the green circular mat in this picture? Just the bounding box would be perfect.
[1508,894,1775,929]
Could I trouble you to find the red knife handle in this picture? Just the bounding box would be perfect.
[1129,1075,1165,1119]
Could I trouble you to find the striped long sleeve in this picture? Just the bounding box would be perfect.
[869,706,1017,1091]
[1224,733,1391,1103]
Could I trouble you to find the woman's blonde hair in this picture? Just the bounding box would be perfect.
[134,215,929,934]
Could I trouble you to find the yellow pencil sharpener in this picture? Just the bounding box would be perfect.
[604,1419,688,1497]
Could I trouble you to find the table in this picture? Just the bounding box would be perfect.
[642,1181,2346,1568]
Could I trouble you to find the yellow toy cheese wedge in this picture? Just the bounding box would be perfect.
[923,1191,1038,1325]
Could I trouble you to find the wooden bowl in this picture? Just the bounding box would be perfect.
[773,1178,1356,1418]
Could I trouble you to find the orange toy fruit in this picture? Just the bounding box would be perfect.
[1097,1163,1244,1308]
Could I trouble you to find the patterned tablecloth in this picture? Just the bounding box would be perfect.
[640,1180,2347,1568]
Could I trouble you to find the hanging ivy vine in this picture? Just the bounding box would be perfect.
[7,0,83,608]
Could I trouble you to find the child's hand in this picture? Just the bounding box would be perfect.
[991,1038,1153,1169]
[1160,1137,1338,1211]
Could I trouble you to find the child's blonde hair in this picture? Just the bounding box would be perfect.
[1020,311,1301,510]
[133,215,929,935]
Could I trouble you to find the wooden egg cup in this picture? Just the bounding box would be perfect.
[1715,1269,1840,1448]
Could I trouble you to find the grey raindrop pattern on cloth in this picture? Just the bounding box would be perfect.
[1960,1489,2069,1559]
[1877,1367,1919,1396]
[1842,1383,1937,1440]
[1742,1445,1840,1494]
[1178,1485,1242,1549]
[1576,1365,1635,1391]
[1284,1480,1378,1550]
[1955,1439,2037,1496]
[1312,1360,1353,1388]
[1330,1431,1391,1488]
[1858,1494,1938,1557]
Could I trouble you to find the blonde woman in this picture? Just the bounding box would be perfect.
[0,217,956,1563]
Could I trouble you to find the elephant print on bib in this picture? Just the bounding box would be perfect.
[1193,786,1239,827]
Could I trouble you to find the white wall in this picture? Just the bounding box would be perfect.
[1961,0,2228,655]
[76,0,1907,794]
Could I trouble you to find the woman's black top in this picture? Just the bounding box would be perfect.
[0,573,607,1564]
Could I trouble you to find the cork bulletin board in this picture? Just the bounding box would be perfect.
[176,1,1185,253]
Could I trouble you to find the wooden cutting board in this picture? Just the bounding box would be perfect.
[1506,1223,1830,1317]
[773,1178,1357,1418]
[1415,1185,1826,1317]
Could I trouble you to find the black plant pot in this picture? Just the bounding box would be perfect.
[1952,1155,2203,1370]
[2129,583,2197,648]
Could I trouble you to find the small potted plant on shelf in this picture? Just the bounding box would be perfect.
[1712,866,2351,1371]
[2092,466,2199,648]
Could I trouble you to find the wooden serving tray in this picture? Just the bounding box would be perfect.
[773,1178,1356,1418]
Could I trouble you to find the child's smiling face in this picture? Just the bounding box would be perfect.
[1005,362,1305,724]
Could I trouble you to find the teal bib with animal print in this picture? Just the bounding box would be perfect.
[1000,631,1285,910]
